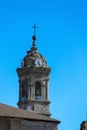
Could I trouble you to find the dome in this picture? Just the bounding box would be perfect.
[21,50,47,68]
[21,37,47,68]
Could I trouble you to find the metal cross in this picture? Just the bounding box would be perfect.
[32,24,38,36]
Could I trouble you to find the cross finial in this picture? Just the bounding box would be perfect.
[32,24,37,36]
[31,24,38,51]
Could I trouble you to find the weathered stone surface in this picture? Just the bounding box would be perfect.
[0,118,10,130]
[17,65,51,116]
[0,117,58,130]
[23,50,47,68]
[22,120,58,130]
[17,67,51,77]
[10,119,21,130]
[0,117,21,130]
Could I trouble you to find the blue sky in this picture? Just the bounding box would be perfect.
[0,0,87,130]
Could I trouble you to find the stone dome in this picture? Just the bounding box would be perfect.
[22,50,47,68]
[21,39,47,68]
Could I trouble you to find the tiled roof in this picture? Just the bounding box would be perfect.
[0,103,60,123]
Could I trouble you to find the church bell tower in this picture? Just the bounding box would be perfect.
[17,25,51,116]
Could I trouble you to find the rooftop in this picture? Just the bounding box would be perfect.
[0,103,60,123]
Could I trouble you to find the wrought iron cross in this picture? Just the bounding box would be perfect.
[32,24,38,36]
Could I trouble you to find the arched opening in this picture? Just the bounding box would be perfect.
[35,81,42,100]
[21,85,26,101]
[22,85,25,97]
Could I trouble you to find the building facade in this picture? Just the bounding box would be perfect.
[0,103,60,130]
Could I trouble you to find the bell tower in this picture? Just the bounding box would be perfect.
[17,25,51,116]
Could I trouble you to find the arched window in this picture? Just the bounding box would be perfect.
[22,85,25,97]
[20,85,26,101]
[35,81,42,100]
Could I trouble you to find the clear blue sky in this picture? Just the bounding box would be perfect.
[0,0,87,130]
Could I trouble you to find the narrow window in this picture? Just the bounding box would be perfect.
[22,85,25,97]
[35,81,42,100]
[21,85,26,101]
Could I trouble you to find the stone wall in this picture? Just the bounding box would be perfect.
[0,117,21,130]
[22,120,58,130]
[10,118,21,130]
[0,117,58,130]
[0,118,10,130]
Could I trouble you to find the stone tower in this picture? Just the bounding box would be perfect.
[17,25,51,116]
[80,121,87,130]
